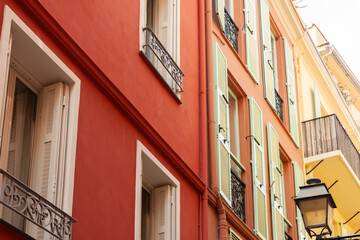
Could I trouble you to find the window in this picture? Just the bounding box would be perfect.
[0,6,80,239]
[135,141,180,240]
[139,0,182,95]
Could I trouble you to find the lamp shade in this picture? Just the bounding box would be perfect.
[294,178,336,238]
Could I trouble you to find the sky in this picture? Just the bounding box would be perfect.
[296,0,360,80]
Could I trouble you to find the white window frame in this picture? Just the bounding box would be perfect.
[0,5,80,215]
[134,140,180,240]
[139,0,181,64]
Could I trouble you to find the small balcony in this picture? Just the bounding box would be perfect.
[224,9,239,53]
[142,27,184,96]
[231,170,245,222]
[275,89,283,121]
[302,114,360,179]
[0,169,77,240]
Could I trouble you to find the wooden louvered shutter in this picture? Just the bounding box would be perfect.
[267,123,284,240]
[214,42,231,205]
[293,161,307,240]
[215,0,225,31]
[249,97,267,239]
[244,0,259,83]
[29,82,69,239]
[259,0,275,108]
[313,83,321,118]
[153,185,173,240]
[284,38,299,147]
[229,228,242,240]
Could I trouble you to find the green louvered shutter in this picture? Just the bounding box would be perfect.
[214,42,231,205]
[313,83,321,118]
[249,97,268,239]
[293,161,307,240]
[267,123,285,240]
[216,0,225,31]
[244,0,259,83]
[284,38,299,147]
[259,0,275,108]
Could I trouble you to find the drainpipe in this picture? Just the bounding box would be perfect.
[199,0,208,239]
[205,0,228,239]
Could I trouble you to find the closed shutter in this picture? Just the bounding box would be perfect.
[153,185,173,240]
[214,42,231,205]
[284,38,299,147]
[216,0,225,31]
[313,83,321,118]
[244,0,259,83]
[249,97,267,239]
[229,228,242,240]
[154,0,175,88]
[259,0,275,109]
[267,123,284,240]
[293,161,307,240]
[29,82,69,239]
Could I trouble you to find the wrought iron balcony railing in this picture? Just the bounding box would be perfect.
[231,170,245,222]
[224,9,239,53]
[302,114,360,179]
[275,89,283,121]
[142,27,184,94]
[0,169,77,240]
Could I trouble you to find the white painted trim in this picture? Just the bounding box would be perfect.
[0,5,81,215]
[135,140,180,240]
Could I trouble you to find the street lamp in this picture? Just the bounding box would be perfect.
[294,178,336,238]
[294,178,360,240]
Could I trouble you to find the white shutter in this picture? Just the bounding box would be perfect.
[249,97,268,239]
[284,37,299,147]
[215,0,225,31]
[293,161,307,240]
[244,0,259,83]
[29,82,69,239]
[313,83,321,118]
[259,0,275,109]
[213,42,231,205]
[153,185,173,240]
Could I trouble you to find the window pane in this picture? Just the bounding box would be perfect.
[141,188,151,240]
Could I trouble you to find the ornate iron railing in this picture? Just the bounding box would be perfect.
[142,27,184,93]
[224,9,239,53]
[231,171,245,222]
[0,169,77,240]
[275,89,283,121]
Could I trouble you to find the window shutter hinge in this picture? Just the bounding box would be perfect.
[62,95,66,107]
[53,176,57,193]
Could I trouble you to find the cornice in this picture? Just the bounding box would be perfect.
[16,0,206,193]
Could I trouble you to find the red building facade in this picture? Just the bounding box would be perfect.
[0,0,205,239]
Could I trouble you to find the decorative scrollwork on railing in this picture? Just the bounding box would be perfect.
[231,171,245,222]
[142,27,184,94]
[224,9,239,53]
[275,89,283,121]
[0,169,77,240]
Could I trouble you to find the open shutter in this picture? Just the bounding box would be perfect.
[153,185,173,240]
[284,38,299,147]
[214,42,231,205]
[313,83,321,118]
[216,0,225,31]
[244,0,259,83]
[259,0,275,108]
[293,161,307,240]
[249,97,267,239]
[267,123,284,240]
[29,82,69,239]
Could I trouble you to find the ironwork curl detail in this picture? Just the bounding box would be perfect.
[143,27,184,93]
[224,9,239,53]
[231,171,245,222]
[0,169,76,240]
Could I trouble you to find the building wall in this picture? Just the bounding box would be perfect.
[0,0,203,239]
